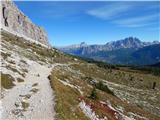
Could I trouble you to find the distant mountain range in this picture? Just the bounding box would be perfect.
[59,37,160,65]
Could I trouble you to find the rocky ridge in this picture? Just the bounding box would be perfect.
[1,0,49,46]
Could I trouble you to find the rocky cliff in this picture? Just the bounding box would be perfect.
[0,0,49,46]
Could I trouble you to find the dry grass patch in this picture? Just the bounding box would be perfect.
[19,94,31,99]
[1,73,15,89]
[49,72,90,120]
[30,88,39,93]
[1,52,11,59]
[20,59,27,64]
[17,78,24,82]
[6,65,26,77]
[22,68,28,73]
[21,101,29,110]
[32,83,38,87]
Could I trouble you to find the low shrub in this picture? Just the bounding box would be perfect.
[89,87,98,100]
[95,81,114,96]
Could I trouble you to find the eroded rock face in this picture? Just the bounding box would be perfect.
[1,0,49,46]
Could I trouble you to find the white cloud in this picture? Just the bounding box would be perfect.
[113,14,159,27]
[87,3,159,28]
[87,3,133,20]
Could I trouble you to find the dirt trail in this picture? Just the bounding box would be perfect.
[1,60,55,120]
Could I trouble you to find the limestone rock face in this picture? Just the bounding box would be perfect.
[1,0,49,46]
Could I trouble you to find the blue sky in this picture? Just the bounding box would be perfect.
[15,1,160,46]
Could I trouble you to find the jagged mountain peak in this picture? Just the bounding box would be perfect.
[153,40,160,44]
[80,42,87,47]
[116,37,141,43]
[123,37,142,44]
[105,37,144,49]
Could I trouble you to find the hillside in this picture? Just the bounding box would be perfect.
[1,31,160,120]
[131,44,160,65]
[59,37,160,65]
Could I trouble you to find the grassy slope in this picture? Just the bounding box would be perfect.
[50,73,90,120]
[2,31,160,120]
[49,64,160,120]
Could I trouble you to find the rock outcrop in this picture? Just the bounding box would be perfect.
[0,0,49,46]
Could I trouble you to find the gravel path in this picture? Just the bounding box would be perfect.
[1,60,55,120]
